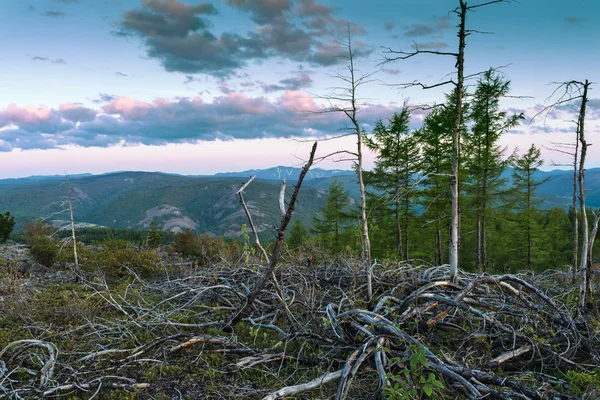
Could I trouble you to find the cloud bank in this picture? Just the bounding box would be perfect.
[0,92,404,151]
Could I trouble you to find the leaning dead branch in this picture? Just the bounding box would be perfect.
[229,141,318,325]
[237,175,270,263]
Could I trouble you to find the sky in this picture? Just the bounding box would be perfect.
[0,0,598,178]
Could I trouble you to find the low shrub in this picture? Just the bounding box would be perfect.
[22,219,53,246]
[170,230,241,265]
[80,239,161,278]
[30,236,58,267]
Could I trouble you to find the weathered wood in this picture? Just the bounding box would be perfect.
[262,369,343,400]
[487,345,532,368]
[237,175,270,262]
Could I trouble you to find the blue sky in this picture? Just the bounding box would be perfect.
[0,0,598,177]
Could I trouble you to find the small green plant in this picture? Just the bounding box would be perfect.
[241,224,256,265]
[385,344,444,399]
[566,370,600,395]
[0,262,22,295]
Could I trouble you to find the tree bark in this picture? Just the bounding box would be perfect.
[482,213,487,273]
[527,166,532,271]
[396,195,403,258]
[65,176,78,268]
[436,213,443,265]
[449,0,467,282]
[572,136,579,283]
[476,217,482,271]
[356,130,373,304]
[404,194,410,260]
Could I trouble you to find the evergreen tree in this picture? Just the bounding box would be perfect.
[364,105,421,260]
[511,144,547,270]
[147,220,162,248]
[312,180,352,254]
[416,89,467,265]
[288,219,309,250]
[464,69,523,271]
[0,211,15,243]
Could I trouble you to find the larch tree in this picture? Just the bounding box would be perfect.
[464,69,523,272]
[415,90,464,266]
[364,104,421,260]
[511,144,546,271]
[312,180,352,254]
[383,0,511,282]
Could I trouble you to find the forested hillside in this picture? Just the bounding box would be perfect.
[0,163,597,271]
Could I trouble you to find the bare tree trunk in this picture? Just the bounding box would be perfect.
[578,80,590,309]
[356,130,372,304]
[65,175,78,268]
[481,159,489,272]
[404,195,410,260]
[572,139,579,283]
[527,172,532,271]
[482,213,488,273]
[436,213,443,265]
[449,0,467,282]
[396,196,403,258]
[229,143,317,325]
[587,210,600,290]
[476,217,482,271]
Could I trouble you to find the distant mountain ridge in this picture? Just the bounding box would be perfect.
[213,166,354,181]
[0,173,94,186]
[0,166,597,236]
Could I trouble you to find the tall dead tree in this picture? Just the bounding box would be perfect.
[315,32,374,304]
[545,140,579,281]
[577,80,591,308]
[384,0,510,282]
[64,174,78,268]
[535,79,593,306]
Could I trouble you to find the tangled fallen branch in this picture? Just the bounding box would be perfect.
[2,250,599,398]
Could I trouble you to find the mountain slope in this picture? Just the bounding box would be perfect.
[0,172,326,236]
[0,167,599,237]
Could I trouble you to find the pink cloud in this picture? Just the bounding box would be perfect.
[213,92,277,115]
[277,90,318,111]
[1,103,52,124]
[102,96,153,119]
